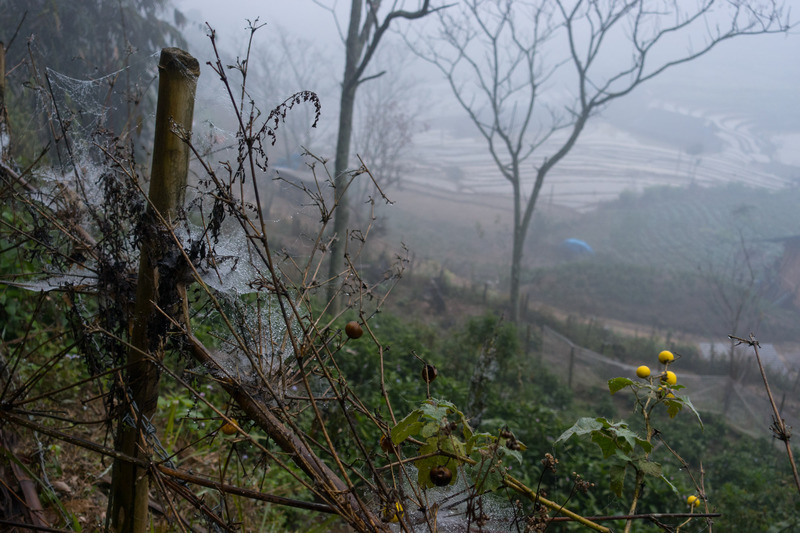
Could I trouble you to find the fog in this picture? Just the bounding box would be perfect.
[174,0,800,204]
[3,2,800,528]
[164,3,800,336]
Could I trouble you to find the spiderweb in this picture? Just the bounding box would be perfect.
[44,67,127,139]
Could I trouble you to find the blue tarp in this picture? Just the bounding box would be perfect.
[561,238,594,254]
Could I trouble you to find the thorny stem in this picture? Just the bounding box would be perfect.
[656,433,713,531]
[624,381,657,533]
[730,334,800,496]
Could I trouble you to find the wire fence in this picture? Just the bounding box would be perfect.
[541,326,798,438]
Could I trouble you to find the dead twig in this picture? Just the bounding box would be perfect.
[729,334,800,496]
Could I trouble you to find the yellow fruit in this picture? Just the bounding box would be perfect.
[664,371,677,385]
[658,350,675,364]
[382,501,403,523]
[221,419,238,435]
[636,365,651,378]
[658,386,676,398]
[687,495,700,507]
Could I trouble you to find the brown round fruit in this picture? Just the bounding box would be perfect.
[429,465,452,487]
[421,364,438,383]
[345,321,363,339]
[221,419,238,435]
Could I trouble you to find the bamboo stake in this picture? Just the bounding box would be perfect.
[109,47,199,533]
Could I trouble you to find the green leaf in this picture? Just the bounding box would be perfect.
[613,448,632,463]
[608,377,634,395]
[606,423,639,453]
[666,399,683,419]
[680,395,704,428]
[415,435,461,489]
[391,412,423,445]
[468,452,506,493]
[610,464,627,497]
[659,474,680,495]
[635,437,653,454]
[635,459,662,477]
[465,431,492,455]
[502,446,524,464]
[555,417,604,445]
[592,431,619,458]
[420,421,439,438]
[460,420,475,443]
[419,398,457,421]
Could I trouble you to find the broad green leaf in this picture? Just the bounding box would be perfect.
[391,412,423,445]
[419,398,457,421]
[635,437,653,454]
[606,423,639,452]
[468,454,506,493]
[635,459,662,477]
[610,464,627,497]
[613,448,632,463]
[608,377,634,395]
[465,431,492,455]
[666,399,683,419]
[420,421,439,438]
[555,417,604,445]
[591,431,619,458]
[415,434,463,488]
[502,446,524,464]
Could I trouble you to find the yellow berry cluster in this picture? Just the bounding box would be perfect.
[635,350,677,390]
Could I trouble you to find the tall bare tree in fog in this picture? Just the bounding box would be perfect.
[316,0,437,309]
[410,0,791,323]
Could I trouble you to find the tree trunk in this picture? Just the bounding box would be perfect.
[510,220,524,324]
[109,47,199,533]
[327,82,357,307]
[326,0,363,311]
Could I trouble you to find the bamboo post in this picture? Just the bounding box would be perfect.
[109,48,199,533]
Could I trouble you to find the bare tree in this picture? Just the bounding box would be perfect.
[699,217,769,414]
[250,26,336,160]
[351,42,425,222]
[409,0,791,322]
[316,0,438,310]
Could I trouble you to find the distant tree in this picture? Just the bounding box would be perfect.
[350,42,425,224]
[315,0,438,310]
[408,0,792,322]
[249,26,336,161]
[699,219,767,387]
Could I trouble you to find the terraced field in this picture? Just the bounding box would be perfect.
[402,103,797,212]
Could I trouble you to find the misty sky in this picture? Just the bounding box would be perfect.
[174,0,800,208]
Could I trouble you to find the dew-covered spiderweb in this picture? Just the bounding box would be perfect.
[44,67,128,139]
[387,464,520,532]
